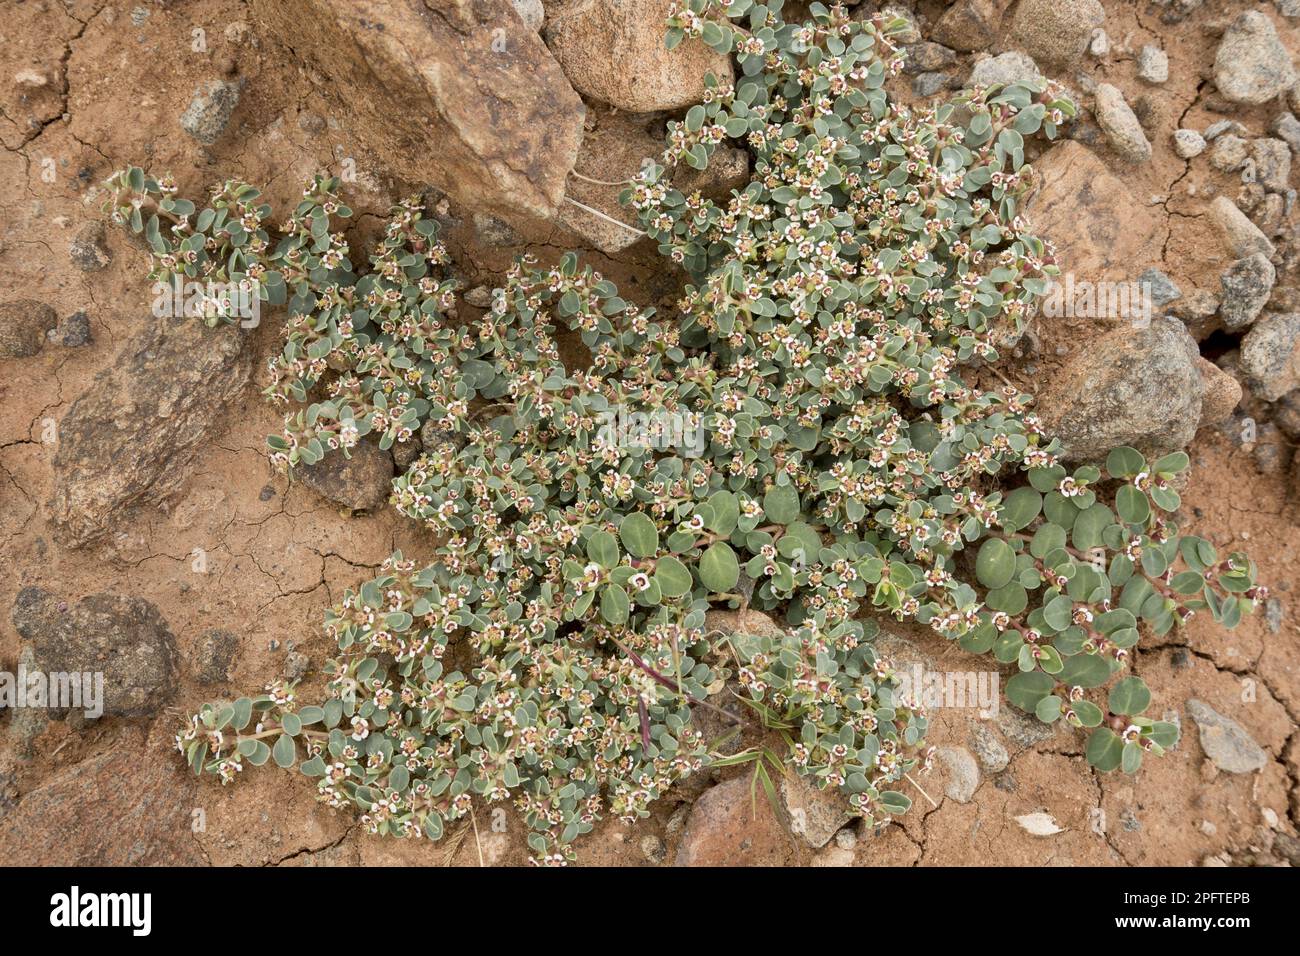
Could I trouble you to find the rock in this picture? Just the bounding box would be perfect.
[1271,111,1300,153]
[930,0,1009,52]
[901,42,956,76]
[1038,317,1204,462]
[969,725,1010,773]
[675,144,750,200]
[1209,195,1276,258]
[1252,421,1288,474]
[558,112,657,253]
[11,587,179,718]
[1210,134,1249,172]
[296,439,393,511]
[1026,141,1161,284]
[472,214,522,247]
[0,299,58,358]
[179,79,242,144]
[1089,29,1109,57]
[834,827,857,850]
[1172,289,1222,341]
[703,608,785,640]
[0,742,203,865]
[1007,0,1105,68]
[194,628,238,685]
[1137,268,1181,307]
[1214,11,1296,106]
[511,0,544,31]
[1173,129,1206,159]
[936,746,980,803]
[996,705,1056,749]
[543,0,733,112]
[1219,253,1276,331]
[1197,357,1243,426]
[1186,699,1268,774]
[283,650,309,681]
[912,73,952,97]
[1095,84,1152,162]
[1206,119,1247,141]
[69,222,111,272]
[1137,45,1169,84]
[250,0,585,226]
[297,111,327,135]
[674,776,796,865]
[639,834,666,864]
[968,51,1042,90]
[55,310,93,348]
[1240,312,1300,401]
[5,646,50,757]
[50,318,252,548]
[1015,811,1065,836]
[1251,138,1291,192]
[1274,389,1300,438]
[781,774,852,848]
[463,286,494,309]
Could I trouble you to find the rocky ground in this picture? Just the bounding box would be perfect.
[1,0,1299,866]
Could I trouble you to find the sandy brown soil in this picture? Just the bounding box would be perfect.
[0,0,1297,866]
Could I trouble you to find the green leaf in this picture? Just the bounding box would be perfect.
[1116,484,1150,524]
[654,555,693,598]
[599,584,630,625]
[1086,728,1124,771]
[272,734,297,768]
[1001,487,1043,531]
[587,530,620,569]
[1105,447,1145,479]
[1107,676,1151,716]
[1042,594,1073,632]
[245,740,272,767]
[699,541,740,592]
[1056,652,1111,688]
[975,538,1016,590]
[762,484,800,524]
[619,512,660,559]
[1005,671,1055,711]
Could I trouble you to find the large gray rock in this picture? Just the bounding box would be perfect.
[179,79,242,145]
[0,744,203,864]
[1007,0,1104,68]
[780,774,852,849]
[11,587,179,718]
[1240,312,1300,401]
[1186,699,1268,774]
[251,0,585,226]
[49,318,252,548]
[296,439,394,512]
[544,0,734,112]
[1095,83,1151,162]
[1219,253,1276,331]
[1038,317,1204,462]
[968,51,1042,90]
[931,0,1010,52]
[1214,11,1296,106]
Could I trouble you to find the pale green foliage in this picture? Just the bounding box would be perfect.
[105,0,1262,864]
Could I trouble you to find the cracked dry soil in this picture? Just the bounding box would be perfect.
[0,0,1298,866]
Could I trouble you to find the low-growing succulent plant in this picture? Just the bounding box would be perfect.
[107,0,1262,863]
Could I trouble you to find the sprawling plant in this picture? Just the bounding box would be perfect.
[102,0,1261,863]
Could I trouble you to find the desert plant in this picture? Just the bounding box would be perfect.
[103,0,1262,863]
